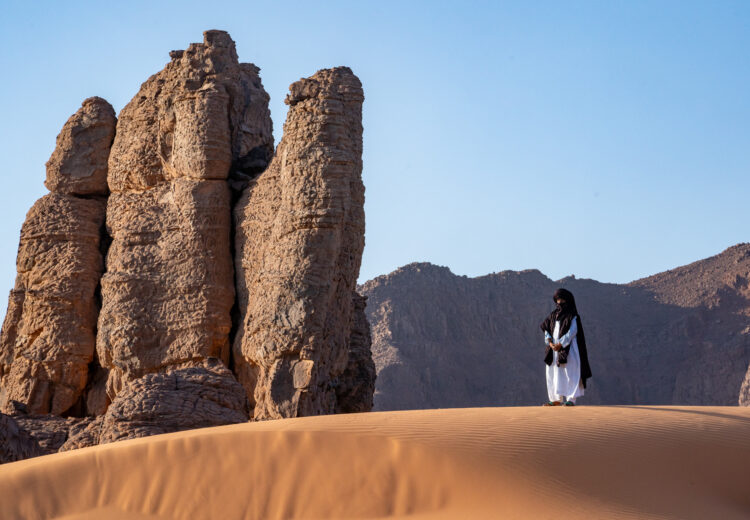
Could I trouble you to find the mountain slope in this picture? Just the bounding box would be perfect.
[359,244,750,409]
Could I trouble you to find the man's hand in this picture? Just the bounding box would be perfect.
[551,343,562,352]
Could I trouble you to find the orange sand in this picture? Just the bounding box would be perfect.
[1,406,748,519]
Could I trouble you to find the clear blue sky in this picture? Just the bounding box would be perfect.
[1,1,748,314]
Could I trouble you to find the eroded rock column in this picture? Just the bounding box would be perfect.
[0,97,115,415]
[97,31,273,416]
[234,67,373,419]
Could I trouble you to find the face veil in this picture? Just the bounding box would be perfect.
[551,288,578,336]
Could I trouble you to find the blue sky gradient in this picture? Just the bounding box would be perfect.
[1,1,748,313]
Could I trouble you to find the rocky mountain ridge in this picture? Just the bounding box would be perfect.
[359,244,750,410]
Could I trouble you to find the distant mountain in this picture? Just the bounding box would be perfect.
[358,244,750,410]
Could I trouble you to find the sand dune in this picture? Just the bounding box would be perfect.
[1,406,748,519]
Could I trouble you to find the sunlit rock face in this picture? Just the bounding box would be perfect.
[97,31,274,407]
[0,98,115,415]
[233,67,372,420]
[0,31,375,458]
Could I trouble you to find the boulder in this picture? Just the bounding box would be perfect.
[0,32,376,460]
[0,413,44,464]
[106,30,273,193]
[0,98,114,416]
[61,359,248,449]
[45,97,116,196]
[11,411,92,454]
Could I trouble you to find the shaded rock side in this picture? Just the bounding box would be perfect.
[0,413,44,464]
[0,194,106,415]
[97,30,273,400]
[11,411,93,454]
[335,292,376,413]
[234,67,368,420]
[61,359,248,450]
[45,97,116,196]
[740,363,750,406]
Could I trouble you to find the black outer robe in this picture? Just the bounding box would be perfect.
[539,288,592,388]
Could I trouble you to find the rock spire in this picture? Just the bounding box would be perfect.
[0,97,115,415]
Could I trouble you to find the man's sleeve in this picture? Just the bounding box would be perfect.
[557,317,577,347]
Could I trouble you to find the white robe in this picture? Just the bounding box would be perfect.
[544,316,584,402]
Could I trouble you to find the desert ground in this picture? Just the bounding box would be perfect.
[1,406,748,519]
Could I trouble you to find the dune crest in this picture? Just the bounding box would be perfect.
[1,406,748,519]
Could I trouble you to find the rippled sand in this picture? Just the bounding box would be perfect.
[1,406,749,519]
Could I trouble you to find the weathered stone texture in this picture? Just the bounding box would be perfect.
[1,32,376,461]
[234,67,370,420]
[107,31,273,193]
[0,194,105,415]
[97,30,273,402]
[0,413,44,463]
[740,364,750,406]
[98,180,234,395]
[12,412,93,454]
[61,359,248,450]
[45,97,116,196]
[0,98,114,417]
[335,292,376,413]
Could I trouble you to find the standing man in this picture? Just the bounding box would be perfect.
[540,288,592,406]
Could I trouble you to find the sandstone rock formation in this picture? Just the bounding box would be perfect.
[0,98,114,415]
[97,30,274,404]
[360,244,750,410]
[0,31,374,463]
[61,359,248,450]
[0,413,44,463]
[233,67,369,420]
